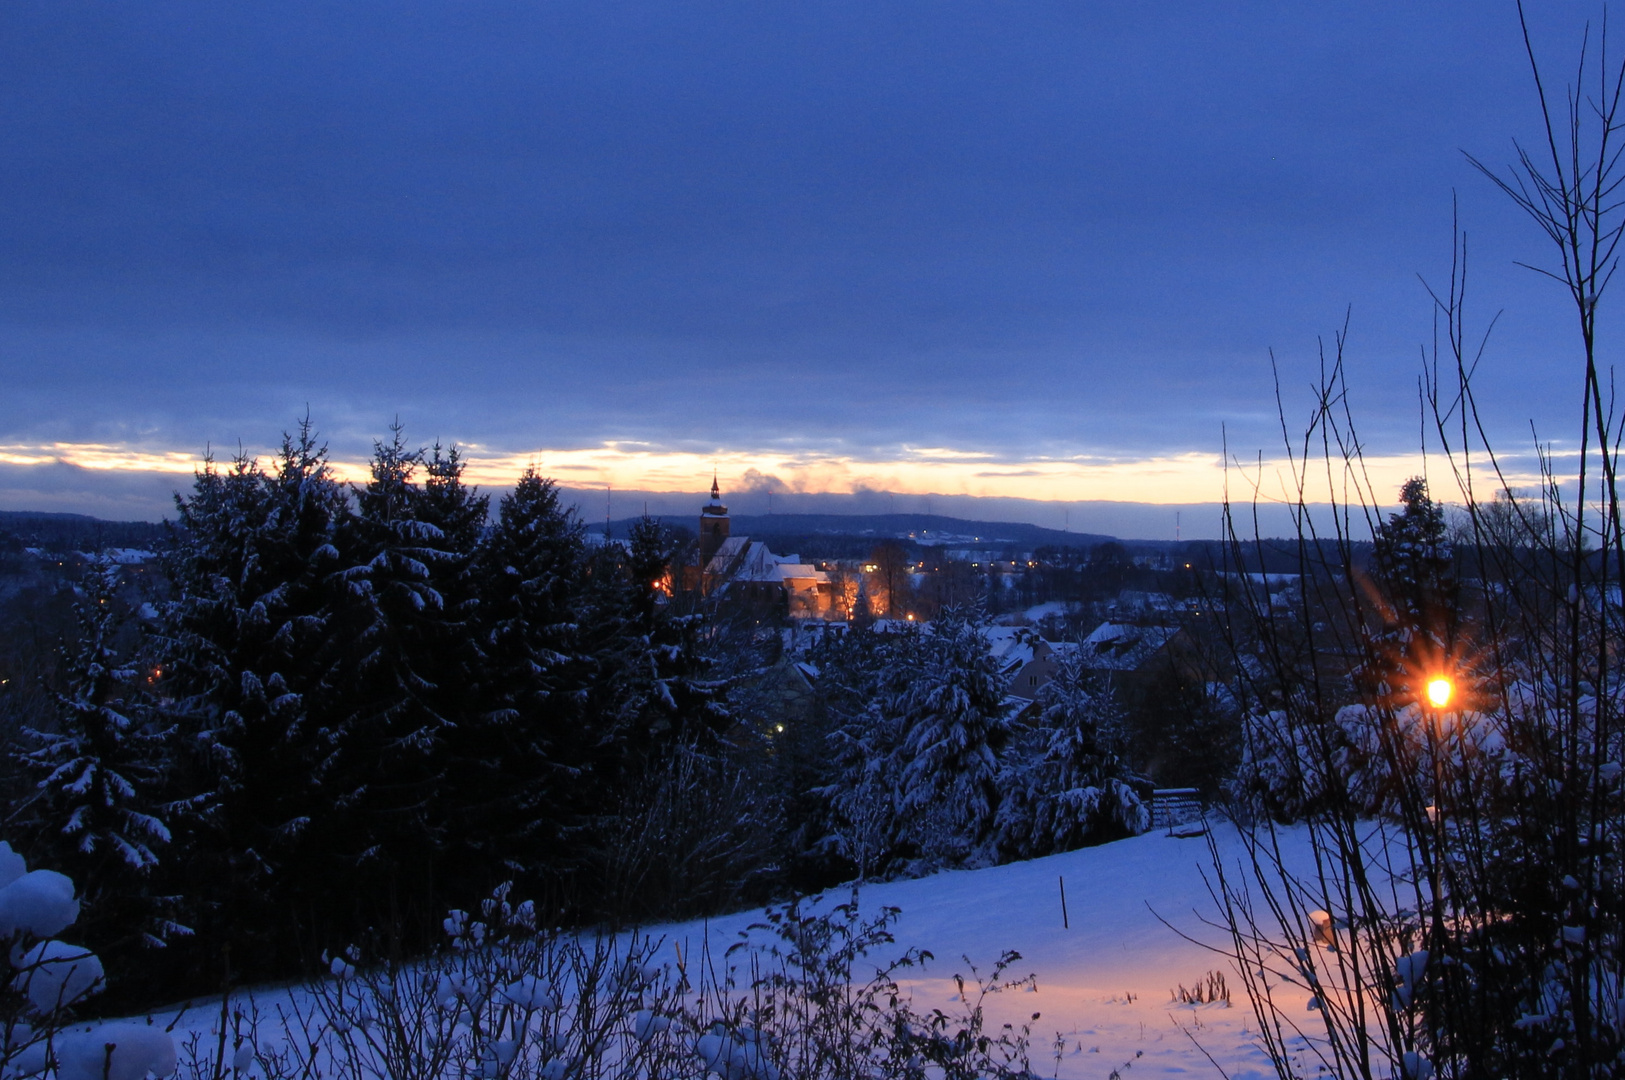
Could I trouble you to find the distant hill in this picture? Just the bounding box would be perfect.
[592,511,1120,553]
[0,510,170,551]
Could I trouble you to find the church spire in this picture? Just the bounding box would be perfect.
[699,471,730,566]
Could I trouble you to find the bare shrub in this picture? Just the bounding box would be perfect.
[1213,9,1625,1074]
[178,886,1038,1080]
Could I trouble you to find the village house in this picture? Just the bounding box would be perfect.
[984,617,1211,707]
[984,626,1066,703]
[1077,619,1210,706]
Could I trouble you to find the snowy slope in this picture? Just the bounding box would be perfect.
[148,823,1320,1080]
[647,823,1300,1080]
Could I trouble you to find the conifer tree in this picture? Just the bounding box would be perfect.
[994,648,1146,859]
[318,423,461,900]
[888,606,1010,868]
[583,517,729,754]
[819,695,904,881]
[624,515,673,626]
[416,443,489,656]
[23,561,180,965]
[818,610,1009,875]
[412,443,492,887]
[1366,477,1460,704]
[157,420,349,980]
[459,468,590,879]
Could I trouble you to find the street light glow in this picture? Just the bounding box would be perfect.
[1426,677,1453,709]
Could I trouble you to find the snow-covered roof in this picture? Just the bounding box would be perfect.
[983,626,1050,671]
[1020,600,1069,622]
[729,540,794,582]
[85,548,157,564]
[1223,572,1300,587]
[704,536,750,575]
[1080,621,1179,671]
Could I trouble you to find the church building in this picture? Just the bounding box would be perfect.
[688,476,833,618]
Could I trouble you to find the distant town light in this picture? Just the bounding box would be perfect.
[1426,677,1453,709]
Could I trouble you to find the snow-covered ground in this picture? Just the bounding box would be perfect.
[643,823,1298,1080]
[147,823,1311,1080]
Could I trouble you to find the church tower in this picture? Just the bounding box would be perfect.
[699,473,730,566]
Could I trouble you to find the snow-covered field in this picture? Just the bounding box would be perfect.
[641,823,1297,1080]
[147,823,1314,1080]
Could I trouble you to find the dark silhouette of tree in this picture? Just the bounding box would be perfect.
[867,541,911,617]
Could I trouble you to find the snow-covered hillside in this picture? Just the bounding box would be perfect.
[147,823,1315,1080]
[646,824,1299,1080]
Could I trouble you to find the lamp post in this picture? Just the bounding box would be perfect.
[1424,677,1454,816]
[1421,673,1455,1000]
[1422,675,1453,825]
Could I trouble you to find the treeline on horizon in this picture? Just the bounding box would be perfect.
[0,506,1544,584]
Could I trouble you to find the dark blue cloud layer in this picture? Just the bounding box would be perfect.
[0,1,1609,473]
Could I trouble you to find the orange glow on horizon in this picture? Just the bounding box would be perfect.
[0,438,1495,508]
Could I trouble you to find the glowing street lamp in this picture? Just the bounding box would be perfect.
[1425,677,1453,710]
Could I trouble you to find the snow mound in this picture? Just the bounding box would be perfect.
[0,870,79,940]
[13,940,105,1011]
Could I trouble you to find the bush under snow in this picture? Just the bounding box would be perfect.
[0,870,79,942]
[0,842,174,1080]
[11,941,104,1013]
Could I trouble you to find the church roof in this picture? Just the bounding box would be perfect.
[704,535,749,575]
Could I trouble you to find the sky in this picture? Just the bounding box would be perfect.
[0,1,1616,536]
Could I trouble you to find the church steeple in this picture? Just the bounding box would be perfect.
[699,472,730,566]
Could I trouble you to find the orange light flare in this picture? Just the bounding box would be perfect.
[1425,677,1453,710]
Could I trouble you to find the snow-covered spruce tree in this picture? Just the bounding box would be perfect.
[623,514,671,626]
[411,443,496,892]
[316,424,466,919]
[414,442,490,698]
[585,524,730,754]
[20,560,182,986]
[819,693,905,882]
[458,468,592,886]
[889,606,1011,870]
[994,647,1147,860]
[156,420,350,987]
[573,517,744,920]
[817,609,1010,877]
[795,622,918,882]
